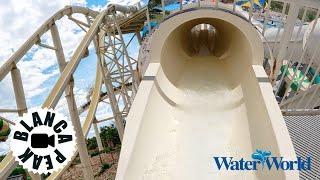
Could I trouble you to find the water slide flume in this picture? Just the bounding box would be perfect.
[116,9,298,179]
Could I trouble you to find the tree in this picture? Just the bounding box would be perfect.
[87,137,98,150]
[100,124,121,149]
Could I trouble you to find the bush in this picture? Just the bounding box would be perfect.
[87,137,98,150]
[100,124,121,148]
[95,163,111,177]
[103,147,112,153]
[10,165,26,176]
[90,150,100,157]
[97,163,111,175]
[101,163,111,171]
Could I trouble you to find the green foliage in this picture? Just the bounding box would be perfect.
[0,128,10,136]
[102,163,111,171]
[270,1,317,22]
[306,10,317,22]
[90,150,100,157]
[87,137,98,150]
[104,147,112,153]
[0,120,11,138]
[0,119,3,129]
[298,8,317,22]
[95,163,111,177]
[100,124,121,148]
[97,163,111,175]
[0,154,5,162]
[10,165,26,176]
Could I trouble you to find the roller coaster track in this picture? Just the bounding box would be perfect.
[0,4,145,179]
[0,6,98,81]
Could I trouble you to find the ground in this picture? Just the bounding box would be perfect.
[60,150,120,180]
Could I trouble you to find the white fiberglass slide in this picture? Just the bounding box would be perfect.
[116,9,298,180]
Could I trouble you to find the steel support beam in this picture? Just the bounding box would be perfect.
[51,23,94,179]
[42,9,108,109]
[0,109,20,113]
[11,65,27,116]
[113,14,138,94]
[6,66,41,180]
[93,121,104,151]
[99,30,125,141]
[106,31,132,108]
[47,43,104,180]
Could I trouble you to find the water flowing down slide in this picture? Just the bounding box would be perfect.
[116,9,299,180]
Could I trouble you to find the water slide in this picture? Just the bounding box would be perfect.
[116,9,299,180]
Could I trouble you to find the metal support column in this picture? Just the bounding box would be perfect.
[11,64,43,180]
[11,65,27,116]
[113,14,138,94]
[93,121,104,152]
[105,31,132,108]
[51,23,94,180]
[99,30,125,141]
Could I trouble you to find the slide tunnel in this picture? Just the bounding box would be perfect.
[116,9,298,180]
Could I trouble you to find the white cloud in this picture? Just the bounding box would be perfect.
[91,0,145,11]
[0,0,94,155]
[0,0,92,103]
[0,0,140,155]
[108,0,142,5]
[0,1,65,62]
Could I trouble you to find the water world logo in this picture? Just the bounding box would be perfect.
[213,149,311,171]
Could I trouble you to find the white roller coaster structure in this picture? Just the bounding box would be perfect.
[0,0,319,179]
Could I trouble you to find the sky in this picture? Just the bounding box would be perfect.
[0,0,146,155]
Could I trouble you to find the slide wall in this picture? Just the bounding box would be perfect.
[116,9,298,180]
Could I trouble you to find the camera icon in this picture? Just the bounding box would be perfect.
[31,134,55,148]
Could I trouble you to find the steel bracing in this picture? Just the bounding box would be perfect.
[0,4,144,180]
[0,0,319,179]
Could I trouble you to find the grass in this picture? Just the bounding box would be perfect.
[95,163,112,177]
[90,150,100,157]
